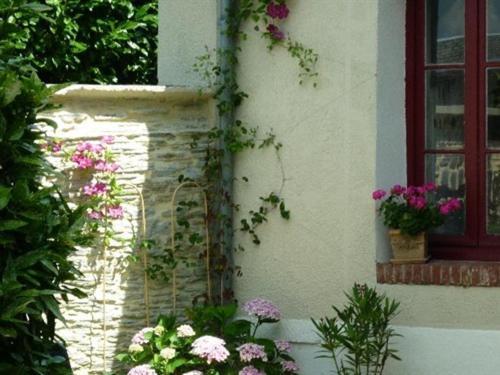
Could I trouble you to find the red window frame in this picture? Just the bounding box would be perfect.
[406,0,500,261]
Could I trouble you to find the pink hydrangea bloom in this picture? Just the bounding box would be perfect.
[243,298,281,321]
[372,189,386,200]
[127,364,157,375]
[237,343,268,362]
[107,205,124,219]
[266,24,285,41]
[281,360,299,373]
[266,2,289,19]
[274,340,292,353]
[101,135,115,144]
[51,141,63,153]
[177,324,196,338]
[190,335,230,364]
[87,210,103,220]
[131,327,154,345]
[239,366,266,375]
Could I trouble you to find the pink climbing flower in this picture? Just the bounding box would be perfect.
[239,366,266,375]
[266,2,289,19]
[267,24,285,41]
[237,343,268,363]
[372,189,386,200]
[190,336,230,364]
[95,160,120,173]
[82,182,108,196]
[107,205,124,219]
[71,154,94,169]
[281,360,299,373]
[101,135,115,144]
[274,340,292,353]
[243,298,281,321]
[131,327,154,345]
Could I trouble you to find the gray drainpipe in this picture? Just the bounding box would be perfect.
[217,0,235,303]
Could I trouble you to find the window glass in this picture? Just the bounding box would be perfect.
[488,0,500,61]
[426,0,465,64]
[425,70,465,150]
[425,154,466,235]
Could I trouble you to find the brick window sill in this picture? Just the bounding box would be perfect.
[376,261,500,287]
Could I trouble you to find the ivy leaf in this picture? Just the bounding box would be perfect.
[0,186,12,210]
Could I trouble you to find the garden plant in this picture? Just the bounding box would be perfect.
[118,298,299,375]
[312,284,401,375]
[0,1,88,372]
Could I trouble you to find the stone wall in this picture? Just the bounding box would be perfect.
[43,85,214,374]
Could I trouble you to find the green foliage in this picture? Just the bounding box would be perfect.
[380,197,445,236]
[3,0,158,84]
[0,1,87,372]
[312,284,401,375]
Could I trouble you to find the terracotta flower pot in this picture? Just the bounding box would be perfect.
[388,229,430,264]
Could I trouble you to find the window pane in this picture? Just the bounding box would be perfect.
[487,155,500,234]
[487,69,500,148]
[426,0,465,64]
[425,154,465,235]
[488,0,500,61]
[425,70,465,150]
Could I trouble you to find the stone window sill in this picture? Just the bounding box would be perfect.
[376,261,500,287]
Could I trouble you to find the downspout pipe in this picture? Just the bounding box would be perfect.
[217,0,235,303]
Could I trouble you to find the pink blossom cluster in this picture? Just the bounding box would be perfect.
[131,327,154,345]
[87,205,124,220]
[45,140,63,153]
[70,137,118,172]
[237,343,268,363]
[243,298,281,321]
[281,360,299,373]
[438,197,461,215]
[239,366,265,375]
[127,364,157,375]
[266,24,285,41]
[373,183,462,215]
[190,335,230,364]
[266,2,289,19]
[274,340,292,353]
[83,182,108,196]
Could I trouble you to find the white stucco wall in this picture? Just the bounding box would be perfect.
[229,1,500,374]
[158,1,500,374]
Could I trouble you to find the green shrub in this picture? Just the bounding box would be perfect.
[312,284,401,375]
[6,0,158,84]
[0,1,88,373]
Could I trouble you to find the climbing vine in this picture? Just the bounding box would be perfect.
[171,0,319,303]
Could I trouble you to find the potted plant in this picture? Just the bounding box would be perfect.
[372,183,462,264]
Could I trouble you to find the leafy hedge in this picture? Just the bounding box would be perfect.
[9,0,158,84]
[0,1,88,373]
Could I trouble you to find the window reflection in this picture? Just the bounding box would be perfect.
[425,154,466,235]
[426,0,465,64]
